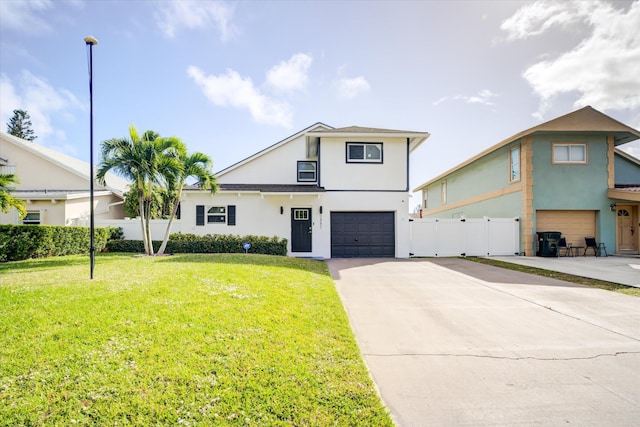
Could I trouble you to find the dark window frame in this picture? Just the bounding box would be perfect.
[22,211,41,225]
[207,206,226,224]
[227,205,236,226]
[196,205,236,226]
[297,161,317,182]
[345,142,383,164]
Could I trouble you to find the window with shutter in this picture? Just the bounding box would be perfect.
[196,205,205,226]
[228,205,236,226]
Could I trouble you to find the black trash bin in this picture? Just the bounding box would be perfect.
[536,231,561,257]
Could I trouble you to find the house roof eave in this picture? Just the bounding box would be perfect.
[413,106,640,192]
[0,132,130,194]
[13,190,118,201]
[185,183,326,194]
[307,126,430,139]
[215,122,334,177]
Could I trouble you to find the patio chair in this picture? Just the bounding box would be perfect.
[557,237,572,257]
[583,236,607,257]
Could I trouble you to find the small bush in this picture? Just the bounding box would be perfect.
[0,225,120,262]
[106,233,288,256]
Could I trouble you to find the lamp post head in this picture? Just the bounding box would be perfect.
[84,35,99,46]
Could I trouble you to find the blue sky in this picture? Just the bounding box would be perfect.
[1,0,639,209]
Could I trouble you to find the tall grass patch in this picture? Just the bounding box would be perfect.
[0,254,392,426]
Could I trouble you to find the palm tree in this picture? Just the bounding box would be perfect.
[97,126,182,255]
[156,146,218,255]
[138,136,183,254]
[0,173,26,218]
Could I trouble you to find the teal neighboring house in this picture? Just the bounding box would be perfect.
[414,106,640,256]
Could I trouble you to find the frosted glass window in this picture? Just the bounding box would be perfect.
[510,146,521,182]
[553,144,586,163]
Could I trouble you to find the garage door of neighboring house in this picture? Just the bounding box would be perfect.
[536,210,596,248]
[331,212,395,258]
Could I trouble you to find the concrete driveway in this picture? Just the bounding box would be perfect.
[327,258,640,427]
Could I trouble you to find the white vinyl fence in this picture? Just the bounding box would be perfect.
[99,216,521,258]
[409,217,520,257]
[97,218,180,240]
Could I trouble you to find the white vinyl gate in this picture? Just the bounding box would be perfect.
[410,217,520,257]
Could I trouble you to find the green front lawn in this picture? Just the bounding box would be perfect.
[0,254,393,426]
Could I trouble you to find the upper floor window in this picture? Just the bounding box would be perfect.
[346,142,383,163]
[297,161,317,182]
[441,180,447,204]
[553,143,587,164]
[510,146,521,182]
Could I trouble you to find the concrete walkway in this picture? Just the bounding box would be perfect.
[488,255,640,287]
[328,258,640,427]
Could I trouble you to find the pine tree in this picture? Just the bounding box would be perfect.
[6,109,37,141]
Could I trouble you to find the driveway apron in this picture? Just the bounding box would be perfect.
[327,258,640,427]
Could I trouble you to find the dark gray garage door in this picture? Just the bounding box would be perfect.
[331,212,395,258]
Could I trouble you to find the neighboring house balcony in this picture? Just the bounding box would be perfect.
[609,184,640,202]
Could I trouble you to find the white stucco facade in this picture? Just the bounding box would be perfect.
[0,132,127,226]
[173,123,429,258]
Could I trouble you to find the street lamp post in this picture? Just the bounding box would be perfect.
[85,35,98,279]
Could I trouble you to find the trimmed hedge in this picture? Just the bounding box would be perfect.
[106,233,288,256]
[0,225,122,262]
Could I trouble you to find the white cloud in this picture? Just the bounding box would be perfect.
[266,53,312,93]
[0,0,54,34]
[0,71,84,142]
[155,0,236,40]
[335,76,370,99]
[500,0,595,41]
[433,89,498,107]
[187,66,292,128]
[502,0,640,119]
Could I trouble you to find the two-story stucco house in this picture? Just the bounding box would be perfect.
[414,106,640,256]
[179,123,430,258]
[0,132,127,226]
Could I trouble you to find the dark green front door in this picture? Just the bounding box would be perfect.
[291,208,312,252]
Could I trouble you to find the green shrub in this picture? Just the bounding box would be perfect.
[103,239,146,253]
[105,233,288,256]
[0,225,120,262]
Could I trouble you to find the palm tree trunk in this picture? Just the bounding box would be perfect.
[144,197,153,255]
[145,183,154,255]
[138,187,150,255]
[156,189,181,255]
